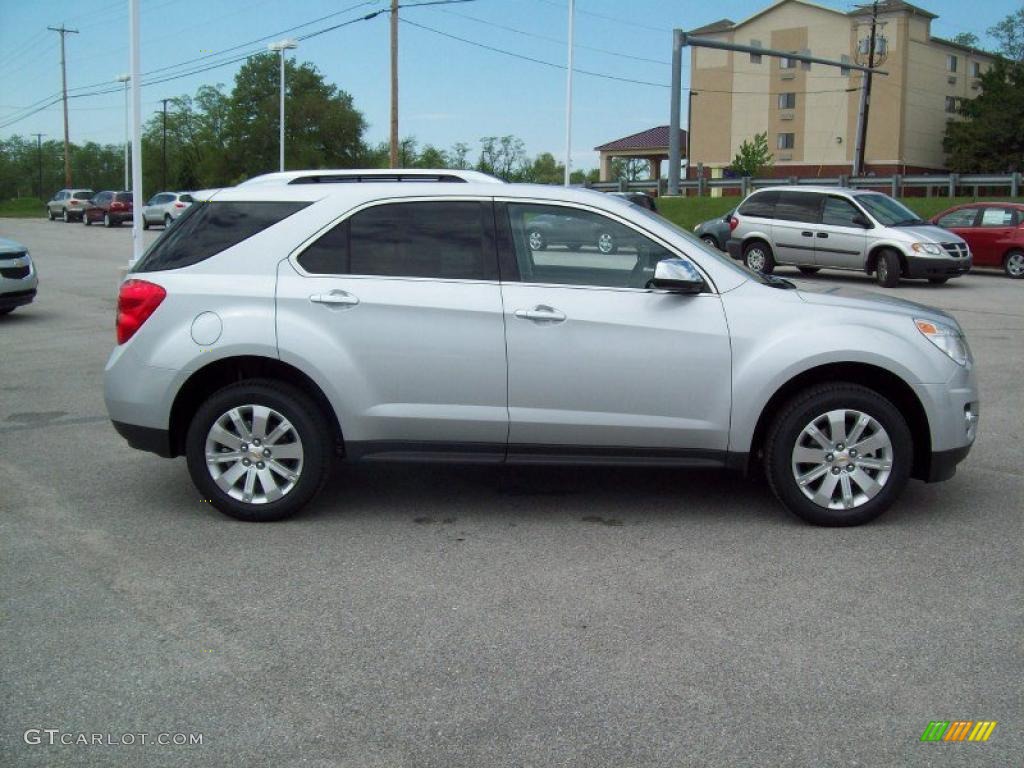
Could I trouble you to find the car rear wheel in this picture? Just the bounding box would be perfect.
[164,214,172,228]
[597,232,617,254]
[742,241,775,274]
[701,235,719,250]
[764,383,911,526]
[1004,250,1024,279]
[62,209,69,223]
[186,380,332,522]
[875,250,901,287]
[527,230,546,251]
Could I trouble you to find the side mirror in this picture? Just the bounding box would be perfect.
[853,213,873,229]
[648,258,705,294]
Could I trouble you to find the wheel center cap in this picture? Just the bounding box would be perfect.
[834,449,851,466]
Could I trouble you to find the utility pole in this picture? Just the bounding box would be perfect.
[32,134,45,200]
[563,0,575,186]
[389,0,399,168]
[668,29,683,195]
[48,24,79,187]
[853,0,878,177]
[160,98,171,190]
[129,0,144,264]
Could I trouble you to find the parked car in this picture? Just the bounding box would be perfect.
[525,210,622,254]
[607,191,659,213]
[726,187,972,286]
[104,182,977,527]
[0,237,38,315]
[237,168,505,186]
[46,189,95,222]
[83,191,134,227]
[141,192,194,229]
[930,202,1024,278]
[693,209,734,251]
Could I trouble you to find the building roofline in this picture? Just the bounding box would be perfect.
[848,0,937,20]
[930,35,997,58]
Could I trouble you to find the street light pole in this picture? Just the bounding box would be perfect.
[563,0,575,186]
[118,75,130,190]
[268,39,298,172]
[129,0,144,264]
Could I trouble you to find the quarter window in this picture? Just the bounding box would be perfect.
[506,204,676,289]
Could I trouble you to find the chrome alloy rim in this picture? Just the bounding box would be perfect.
[528,231,544,250]
[746,248,766,272]
[1007,252,1024,277]
[791,409,893,510]
[877,259,889,281]
[597,233,614,253]
[204,405,304,504]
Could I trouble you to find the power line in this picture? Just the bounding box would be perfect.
[532,0,668,33]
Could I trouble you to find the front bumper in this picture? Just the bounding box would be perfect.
[913,361,978,482]
[904,254,972,279]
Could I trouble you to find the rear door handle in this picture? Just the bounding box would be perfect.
[310,290,359,307]
[801,231,814,237]
[816,232,829,239]
[513,305,566,323]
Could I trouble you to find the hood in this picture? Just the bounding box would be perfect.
[796,284,956,325]
[886,223,964,245]
[0,237,28,255]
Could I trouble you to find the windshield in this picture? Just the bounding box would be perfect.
[855,193,924,226]
[629,205,781,286]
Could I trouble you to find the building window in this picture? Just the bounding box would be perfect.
[780,53,798,69]
[972,61,982,77]
[750,39,762,64]
[777,133,795,150]
[947,54,958,72]
[778,92,797,109]
[945,96,958,113]
[840,54,851,76]
[857,36,887,56]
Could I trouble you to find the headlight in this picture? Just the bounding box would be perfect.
[693,225,700,232]
[915,318,970,366]
[911,242,944,256]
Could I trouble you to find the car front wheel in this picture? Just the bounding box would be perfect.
[764,383,912,526]
[47,208,55,221]
[185,380,332,522]
[875,250,901,287]
[1004,250,1024,279]
[701,235,719,250]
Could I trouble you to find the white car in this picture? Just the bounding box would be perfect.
[141,192,195,229]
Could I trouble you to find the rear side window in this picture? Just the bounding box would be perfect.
[134,201,309,272]
[115,192,133,203]
[774,191,822,223]
[179,194,194,203]
[738,190,779,218]
[298,201,495,280]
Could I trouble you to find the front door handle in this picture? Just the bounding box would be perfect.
[816,232,829,238]
[513,305,566,323]
[310,290,359,307]
[801,231,814,237]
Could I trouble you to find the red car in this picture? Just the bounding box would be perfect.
[930,202,1024,278]
[83,191,135,228]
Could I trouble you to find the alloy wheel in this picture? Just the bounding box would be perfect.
[597,233,615,254]
[1006,251,1024,278]
[790,408,893,510]
[528,231,544,250]
[746,248,766,272]
[204,404,304,504]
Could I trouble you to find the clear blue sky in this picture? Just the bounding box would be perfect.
[0,0,1016,170]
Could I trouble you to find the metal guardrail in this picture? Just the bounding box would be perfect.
[589,171,1023,198]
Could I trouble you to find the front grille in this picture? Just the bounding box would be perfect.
[941,242,969,258]
[0,265,29,279]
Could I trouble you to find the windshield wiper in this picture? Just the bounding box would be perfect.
[892,217,925,226]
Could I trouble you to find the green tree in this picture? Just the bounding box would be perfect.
[449,142,471,169]
[988,6,1024,60]
[570,168,600,185]
[944,58,1024,171]
[952,32,980,48]
[477,135,527,179]
[609,157,647,181]
[730,132,774,177]
[521,152,564,184]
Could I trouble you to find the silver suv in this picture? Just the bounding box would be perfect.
[104,183,978,526]
[726,187,972,286]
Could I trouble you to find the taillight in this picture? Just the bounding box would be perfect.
[116,279,166,344]
[69,200,79,206]
[174,202,185,208]
[110,202,123,210]
[728,216,739,231]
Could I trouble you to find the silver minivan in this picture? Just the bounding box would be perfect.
[726,187,972,286]
[104,183,978,526]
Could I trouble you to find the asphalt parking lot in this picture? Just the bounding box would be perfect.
[1,217,1021,767]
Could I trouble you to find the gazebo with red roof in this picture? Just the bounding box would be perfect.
[594,126,688,182]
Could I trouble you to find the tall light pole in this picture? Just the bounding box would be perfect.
[129,0,144,265]
[118,74,130,190]
[268,39,297,172]
[563,0,575,186]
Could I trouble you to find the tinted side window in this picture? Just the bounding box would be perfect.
[134,201,309,273]
[179,194,194,203]
[775,192,822,223]
[297,221,349,275]
[348,201,494,280]
[821,197,863,227]
[738,190,779,218]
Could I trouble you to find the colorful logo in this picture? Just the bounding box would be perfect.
[920,721,997,742]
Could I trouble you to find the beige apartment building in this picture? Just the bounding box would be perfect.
[688,0,995,180]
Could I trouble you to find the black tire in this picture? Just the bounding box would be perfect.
[62,209,70,223]
[743,240,775,274]
[186,379,332,522]
[527,230,546,251]
[1003,249,1024,279]
[104,213,114,228]
[875,250,901,287]
[164,214,172,228]
[928,277,949,284]
[142,217,149,230]
[597,231,617,254]
[798,266,820,275]
[83,213,92,226]
[701,235,719,250]
[764,383,912,526]
[47,208,55,221]
[0,307,15,316]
